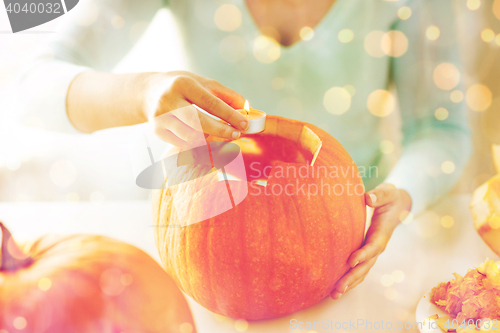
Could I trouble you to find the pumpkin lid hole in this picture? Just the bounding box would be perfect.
[233,122,323,184]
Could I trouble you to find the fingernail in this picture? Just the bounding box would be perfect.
[330,291,342,300]
[351,261,359,268]
[369,193,377,204]
[240,121,249,130]
[343,285,348,293]
[232,131,240,139]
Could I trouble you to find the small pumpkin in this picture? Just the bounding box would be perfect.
[471,145,500,258]
[153,116,366,320]
[0,222,196,333]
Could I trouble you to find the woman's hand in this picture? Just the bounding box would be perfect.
[143,71,249,147]
[330,183,412,299]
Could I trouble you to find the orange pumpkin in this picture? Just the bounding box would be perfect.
[0,222,196,333]
[153,116,366,320]
[471,145,500,258]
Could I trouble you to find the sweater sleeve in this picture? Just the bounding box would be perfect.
[384,0,472,215]
[15,0,164,134]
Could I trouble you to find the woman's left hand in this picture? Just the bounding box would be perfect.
[330,183,412,299]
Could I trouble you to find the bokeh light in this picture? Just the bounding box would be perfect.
[496,34,500,46]
[466,0,481,10]
[398,6,412,20]
[380,139,395,154]
[234,319,249,332]
[300,27,314,41]
[466,84,492,111]
[13,317,27,330]
[100,268,125,296]
[367,90,395,117]
[440,215,455,228]
[338,29,354,43]
[38,277,52,291]
[120,273,133,286]
[214,4,242,32]
[450,90,464,103]
[391,270,405,283]
[381,30,408,57]
[426,26,440,41]
[219,35,246,63]
[441,161,456,174]
[364,30,386,57]
[433,63,460,90]
[253,36,281,63]
[481,28,495,42]
[434,107,449,121]
[323,87,351,115]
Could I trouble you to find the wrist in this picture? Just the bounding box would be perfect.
[133,72,161,123]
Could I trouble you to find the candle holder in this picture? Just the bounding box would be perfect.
[237,100,266,134]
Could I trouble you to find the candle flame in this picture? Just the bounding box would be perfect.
[244,100,250,112]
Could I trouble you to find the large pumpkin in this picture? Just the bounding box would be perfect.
[0,222,196,333]
[153,116,366,320]
[471,145,500,257]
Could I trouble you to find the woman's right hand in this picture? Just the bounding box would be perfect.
[142,71,249,148]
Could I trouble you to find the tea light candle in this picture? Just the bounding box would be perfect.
[238,100,266,134]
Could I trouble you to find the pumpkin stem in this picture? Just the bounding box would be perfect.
[0,222,33,271]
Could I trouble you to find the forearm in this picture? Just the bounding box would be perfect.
[385,129,471,215]
[67,71,152,133]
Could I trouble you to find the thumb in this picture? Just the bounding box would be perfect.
[365,183,398,208]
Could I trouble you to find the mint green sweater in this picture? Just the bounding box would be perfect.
[17,0,471,215]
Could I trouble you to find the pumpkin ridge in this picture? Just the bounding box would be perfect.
[291,189,309,311]
[152,187,164,251]
[266,190,277,316]
[204,218,217,313]
[182,224,195,301]
[237,206,251,318]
